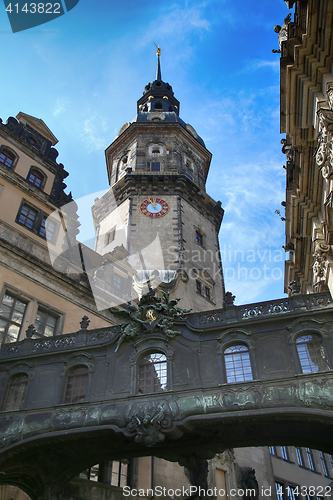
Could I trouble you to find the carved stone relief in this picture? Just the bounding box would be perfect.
[312,241,331,292]
[315,108,333,178]
[126,401,172,446]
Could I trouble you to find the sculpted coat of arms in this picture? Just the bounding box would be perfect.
[111,290,191,351]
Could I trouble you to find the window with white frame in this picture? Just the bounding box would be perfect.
[0,147,16,168]
[0,293,27,344]
[224,344,253,383]
[3,373,28,411]
[328,454,333,473]
[79,460,131,487]
[296,334,330,373]
[288,484,300,500]
[318,451,328,476]
[275,481,284,500]
[16,201,58,242]
[64,366,89,404]
[295,447,304,467]
[17,203,38,230]
[280,446,289,460]
[305,448,315,471]
[137,352,167,394]
[27,167,45,188]
[34,308,58,337]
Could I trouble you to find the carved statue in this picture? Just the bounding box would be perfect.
[111,302,146,352]
[111,290,192,351]
[272,13,291,53]
[225,291,236,306]
[315,109,333,179]
[312,242,331,292]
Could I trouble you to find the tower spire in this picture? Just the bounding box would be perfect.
[155,44,162,81]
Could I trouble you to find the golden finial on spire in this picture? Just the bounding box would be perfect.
[154,42,161,57]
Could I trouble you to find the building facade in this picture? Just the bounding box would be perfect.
[1,2,333,498]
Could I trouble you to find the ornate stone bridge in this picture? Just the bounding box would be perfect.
[0,291,333,499]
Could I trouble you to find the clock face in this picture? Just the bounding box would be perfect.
[140,198,169,218]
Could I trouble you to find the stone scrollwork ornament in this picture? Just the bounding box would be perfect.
[126,403,172,447]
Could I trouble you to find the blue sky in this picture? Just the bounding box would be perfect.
[0,0,292,305]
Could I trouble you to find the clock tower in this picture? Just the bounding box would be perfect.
[92,51,225,312]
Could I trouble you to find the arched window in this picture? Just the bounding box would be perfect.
[137,352,167,394]
[28,168,45,188]
[224,344,252,383]
[64,366,89,403]
[0,148,16,168]
[296,334,330,373]
[4,374,28,411]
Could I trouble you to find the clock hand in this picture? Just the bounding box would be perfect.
[150,198,157,209]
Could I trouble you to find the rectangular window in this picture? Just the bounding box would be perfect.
[306,448,315,471]
[64,367,88,404]
[151,162,160,171]
[275,481,284,500]
[204,286,210,300]
[269,446,276,455]
[0,293,27,344]
[288,485,299,500]
[196,281,202,294]
[113,274,123,291]
[18,204,37,229]
[111,460,128,487]
[4,374,28,411]
[196,230,203,245]
[295,447,304,466]
[329,454,333,473]
[281,446,289,460]
[0,149,15,167]
[34,309,58,337]
[80,460,130,487]
[105,227,116,247]
[318,451,328,476]
[39,216,57,242]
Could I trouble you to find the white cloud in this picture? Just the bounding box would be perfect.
[82,113,108,153]
[242,59,280,73]
[53,98,67,116]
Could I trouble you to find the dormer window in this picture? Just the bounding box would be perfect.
[0,148,15,168]
[148,144,164,156]
[28,168,45,188]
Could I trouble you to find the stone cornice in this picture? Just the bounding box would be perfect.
[105,121,212,184]
[93,172,224,230]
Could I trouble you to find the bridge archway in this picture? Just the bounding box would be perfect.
[1,292,333,499]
